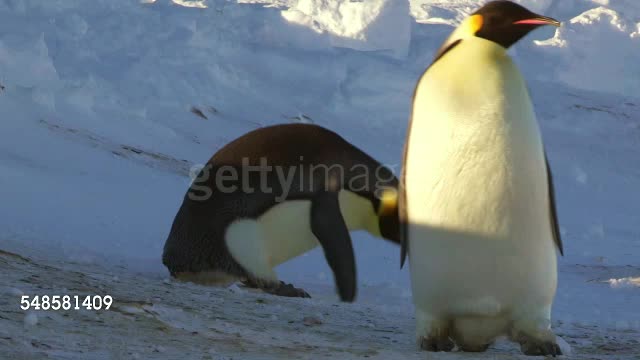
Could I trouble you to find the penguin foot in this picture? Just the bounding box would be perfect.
[264,281,311,298]
[242,279,311,298]
[516,335,562,357]
[458,343,490,352]
[419,336,455,352]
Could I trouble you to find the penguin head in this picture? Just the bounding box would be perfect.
[433,1,560,60]
[474,1,561,48]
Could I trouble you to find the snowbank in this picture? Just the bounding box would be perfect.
[282,0,411,58]
[536,4,640,96]
[0,34,58,89]
[408,0,639,96]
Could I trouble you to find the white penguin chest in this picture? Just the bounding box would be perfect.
[405,40,548,239]
[258,199,319,266]
[260,190,379,266]
[225,190,378,271]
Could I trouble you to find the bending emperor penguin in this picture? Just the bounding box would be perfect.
[163,123,399,302]
[399,1,564,356]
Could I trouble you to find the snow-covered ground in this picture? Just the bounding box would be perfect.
[2,249,639,359]
[1,0,639,358]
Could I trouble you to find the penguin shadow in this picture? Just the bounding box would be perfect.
[401,222,549,271]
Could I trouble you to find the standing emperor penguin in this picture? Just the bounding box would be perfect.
[400,1,564,356]
[163,123,399,302]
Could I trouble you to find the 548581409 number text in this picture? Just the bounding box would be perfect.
[20,295,113,311]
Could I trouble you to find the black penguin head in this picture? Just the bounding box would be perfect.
[473,1,561,48]
[432,1,560,61]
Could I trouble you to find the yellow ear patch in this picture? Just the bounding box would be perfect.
[378,188,398,217]
[465,14,484,35]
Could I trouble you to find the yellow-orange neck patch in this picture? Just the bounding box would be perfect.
[465,14,484,35]
[377,188,398,217]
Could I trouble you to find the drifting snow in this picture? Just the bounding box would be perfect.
[608,277,640,289]
[23,312,38,327]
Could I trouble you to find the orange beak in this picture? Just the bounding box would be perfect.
[514,16,561,27]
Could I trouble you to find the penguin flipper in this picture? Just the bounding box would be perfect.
[399,140,410,268]
[546,156,564,256]
[399,217,408,268]
[310,191,357,302]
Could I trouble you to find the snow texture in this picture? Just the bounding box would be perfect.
[2,250,639,359]
[0,0,639,358]
[282,0,411,58]
[608,277,640,289]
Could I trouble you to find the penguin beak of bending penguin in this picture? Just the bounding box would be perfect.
[514,16,561,27]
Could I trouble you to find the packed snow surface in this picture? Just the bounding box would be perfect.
[1,0,639,358]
